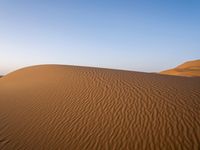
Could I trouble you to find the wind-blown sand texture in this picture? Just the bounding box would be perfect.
[160,60,200,77]
[0,65,200,150]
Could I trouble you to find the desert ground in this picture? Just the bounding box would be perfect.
[160,60,200,77]
[0,65,200,150]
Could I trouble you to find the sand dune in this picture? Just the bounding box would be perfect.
[0,65,200,150]
[160,60,200,77]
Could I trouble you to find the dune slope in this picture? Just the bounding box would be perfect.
[160,60,200,77]
[0,65,200,150]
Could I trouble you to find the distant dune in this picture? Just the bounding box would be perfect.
[160,60,200,77]
[0,65,200,150]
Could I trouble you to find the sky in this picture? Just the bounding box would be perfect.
[0,0,200,75]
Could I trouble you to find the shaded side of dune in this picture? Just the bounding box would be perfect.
[0,65,200,150]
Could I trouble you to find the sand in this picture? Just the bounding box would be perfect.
[0,65,200,150]
[160,60,200,77]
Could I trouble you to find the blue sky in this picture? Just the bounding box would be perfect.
[0,0,200,74]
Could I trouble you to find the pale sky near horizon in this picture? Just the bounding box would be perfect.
[0,0,200,75]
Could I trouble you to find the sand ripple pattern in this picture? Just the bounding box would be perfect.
[0,65,200,150]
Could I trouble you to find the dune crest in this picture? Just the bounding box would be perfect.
[0,65,200,150]
[160,59,200,77]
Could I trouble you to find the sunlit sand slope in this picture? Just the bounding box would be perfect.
[160,60,200,77]
[0,65,200,150]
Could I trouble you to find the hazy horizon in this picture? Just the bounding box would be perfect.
[1,0,200,75]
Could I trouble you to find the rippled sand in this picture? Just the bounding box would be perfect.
[0,65,200,150]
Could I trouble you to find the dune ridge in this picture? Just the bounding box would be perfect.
[160,60,200,77]
[0,65,200,150]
